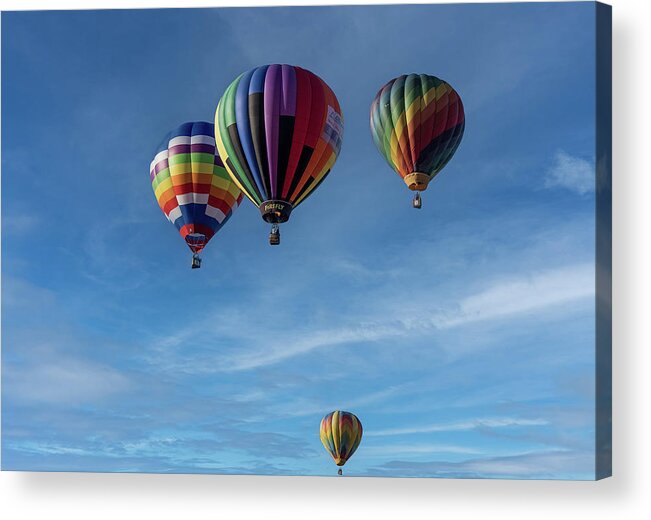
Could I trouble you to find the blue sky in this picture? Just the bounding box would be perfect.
[2,2,599,478]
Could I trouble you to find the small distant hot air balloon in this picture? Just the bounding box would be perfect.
[150,121,243,268]
[370,74,465,208]
[215,64,344,245]
[320,410,363,475]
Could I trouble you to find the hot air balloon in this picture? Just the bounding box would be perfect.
[320,410,363,475]
[215,64,344,245]
[150,121,243,268]
[370,74,465,208]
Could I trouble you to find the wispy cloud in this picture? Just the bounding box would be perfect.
[367,449,593,479]
[79,217,158,292]
[366,417,548,437]
[435,262,594,328]
[545,151,595,195]
[5,424,315,474]
[1,214,40,235]
[7,442,101,458]
[203,262,594,372]
[220,322,403,372]
[362,444,483,457]
[4,355,132,405]
[1,277,56,309]
[268,384,410,419]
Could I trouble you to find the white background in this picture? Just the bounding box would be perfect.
[1,0,649,518]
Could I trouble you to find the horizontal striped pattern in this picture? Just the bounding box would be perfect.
[370,74,465,185]
[320,410,363,468]
[150,121,243,254]
[215,64,344,214]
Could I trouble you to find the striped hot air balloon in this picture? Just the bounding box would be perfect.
[215,64,344,245]
[150,121,243,268]
[370,74,465,208]
[320,410,363,475]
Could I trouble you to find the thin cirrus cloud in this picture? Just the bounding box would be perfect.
[214,262,595,372]
[435,262,594,328]
[4,356,132,405]
[366,417,549,437]
[361,444,484,456]
[268,384,410,419]
[1,213,40,235]
[545,151,595,195]
[138,260,594,376]
[367,449,593,479]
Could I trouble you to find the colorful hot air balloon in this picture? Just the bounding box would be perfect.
[150,121,243,268]
[370,74,465,208]
[215,64,344,245]
[320,410,363,475]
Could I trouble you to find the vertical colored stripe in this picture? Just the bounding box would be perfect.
[235,68,265,195]
[264,64,282,198]
[281,66,312,198]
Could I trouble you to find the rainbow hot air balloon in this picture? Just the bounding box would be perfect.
[320,410,363,475]
[150,121,243,268]
[370,74,465,208]
[215,64,344,245]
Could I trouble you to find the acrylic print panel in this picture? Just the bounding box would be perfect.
[1,2,611,479]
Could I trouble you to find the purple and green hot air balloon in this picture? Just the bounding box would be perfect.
[370,74,465,208]
[215,64,344,245]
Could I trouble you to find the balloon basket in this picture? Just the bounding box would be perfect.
[338,468,343,476]
[269,224,280,246]
[191,254,202,269]
[412,192,422,209]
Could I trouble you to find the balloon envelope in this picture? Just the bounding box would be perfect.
[215,64,344,224]
[320,410,363,467]
[150,121,243,254]
[370,74,465,191]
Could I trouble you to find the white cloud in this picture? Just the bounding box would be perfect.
[221,322,404,372]
[1,214,40,235]
[140,262,594,375]
[1,277,56,309]
[462,450,582,476]
[269,384,409,419]
[6,356,131,405]
[545,151,595,194]
[366,417,548,437]
[8,442,101,457]
[216,263,594,372]
[369,449,593,479]
[362,444,482,456]
[435,263,595,328]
